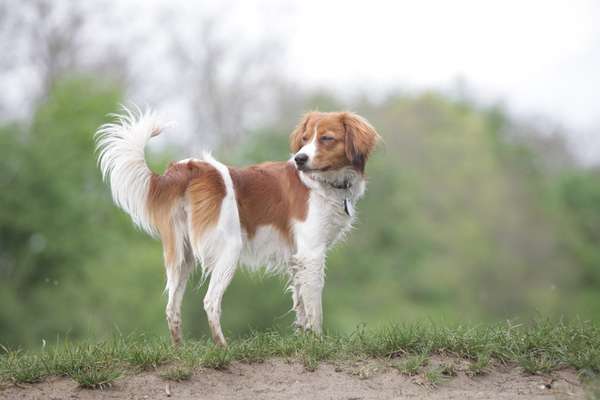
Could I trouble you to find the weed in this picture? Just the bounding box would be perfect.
[127,340,171,371]
[425,367,445,386]
[160,366,192,382]
[468,353,490,376]
[1,319,599,386]
[3,354,45,384]
[392,353,428,376]
[439,362,457,377]
[68,365,120,389]
[519,353,558,375]
[201,345,231,370]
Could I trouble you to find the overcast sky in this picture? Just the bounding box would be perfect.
[7,0,600,162]
[279,0,600,163]
[168,0,600,161]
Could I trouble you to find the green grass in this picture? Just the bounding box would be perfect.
[439,362,457,377]
[1,319,599,389]
[392,353,428,376]
[126,338,172,371]
[68,365,121,389]
[468,353,491,376]
[424,367,445,386]
[160,366,193,382]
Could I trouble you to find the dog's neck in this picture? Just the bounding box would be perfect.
[329,179,353,190]
[297,166,366,210]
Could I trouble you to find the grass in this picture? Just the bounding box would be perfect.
[160,366,193,382]
[519,352,558,375]
[126,338,172,371]
[467,353,491,376]
[424,367,444,386]
[68,365,121,389]
[392,353,428,376]
[439,362,457,377]
[1,319,599,389]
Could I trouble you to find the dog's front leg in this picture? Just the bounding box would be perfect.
[294,253,325,334]
[289,262,307,331]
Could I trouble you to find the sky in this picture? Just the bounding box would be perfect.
[4,0,599,162]
[281,0,600,163]
[165,0,600,161]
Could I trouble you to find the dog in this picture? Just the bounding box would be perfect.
[95,108,380,346]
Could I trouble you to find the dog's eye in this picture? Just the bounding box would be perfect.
[320,136,334,142]
[302,136,308,143]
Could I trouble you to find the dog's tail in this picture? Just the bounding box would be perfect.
[95,105,166,236]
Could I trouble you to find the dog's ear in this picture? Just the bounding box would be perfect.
[343,112,380,173]
[289,112,315,153]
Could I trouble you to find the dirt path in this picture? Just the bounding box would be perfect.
[0,359,585,400]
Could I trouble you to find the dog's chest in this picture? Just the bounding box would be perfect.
[293,191,354,253]
[239,225,292,273]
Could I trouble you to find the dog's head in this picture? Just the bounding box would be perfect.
[290,111,380,176]
[290,111,380,174]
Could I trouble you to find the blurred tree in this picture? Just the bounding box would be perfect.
[235,92,585,328]
[560,170,600,286]
[0,0,129,119]
[168,12,284,152]
[0,77,122,287]
[0,77,127,344]
[1,79,598,348]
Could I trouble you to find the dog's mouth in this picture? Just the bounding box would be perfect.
[297,165,331,173]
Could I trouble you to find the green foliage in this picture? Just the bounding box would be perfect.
[559,172,600,290]
[0,77,187,348]
[233,92,598,331]
[0,78,122,288]
[1,75,600,349]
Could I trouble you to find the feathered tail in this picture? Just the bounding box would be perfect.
[95,106,165,236]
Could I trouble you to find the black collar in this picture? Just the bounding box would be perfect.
[330,179,352,190]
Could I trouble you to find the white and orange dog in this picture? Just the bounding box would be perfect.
[96,108,380,346]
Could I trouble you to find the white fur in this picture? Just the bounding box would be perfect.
[188,157,363,339]
[190,152,243,345]
[95,105,163,236]
[177,158,200,164]
[289,168,364,332]
[189,152,242,271]
[239,226,292,274]
[294,123,319,168]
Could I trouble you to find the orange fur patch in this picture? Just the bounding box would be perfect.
[148,160,225,266]
[229,162,309,244]
[187,165,226,243]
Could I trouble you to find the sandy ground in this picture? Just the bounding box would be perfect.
[0,358,585,400]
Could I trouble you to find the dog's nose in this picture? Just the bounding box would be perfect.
[294,153,309,167]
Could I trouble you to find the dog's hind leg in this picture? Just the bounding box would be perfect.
[202,239,241,347]
[165,251,194,346]
[192,153,242,346]
[161,205,194,346]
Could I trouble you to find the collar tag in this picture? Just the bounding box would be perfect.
[343,198,354,217]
